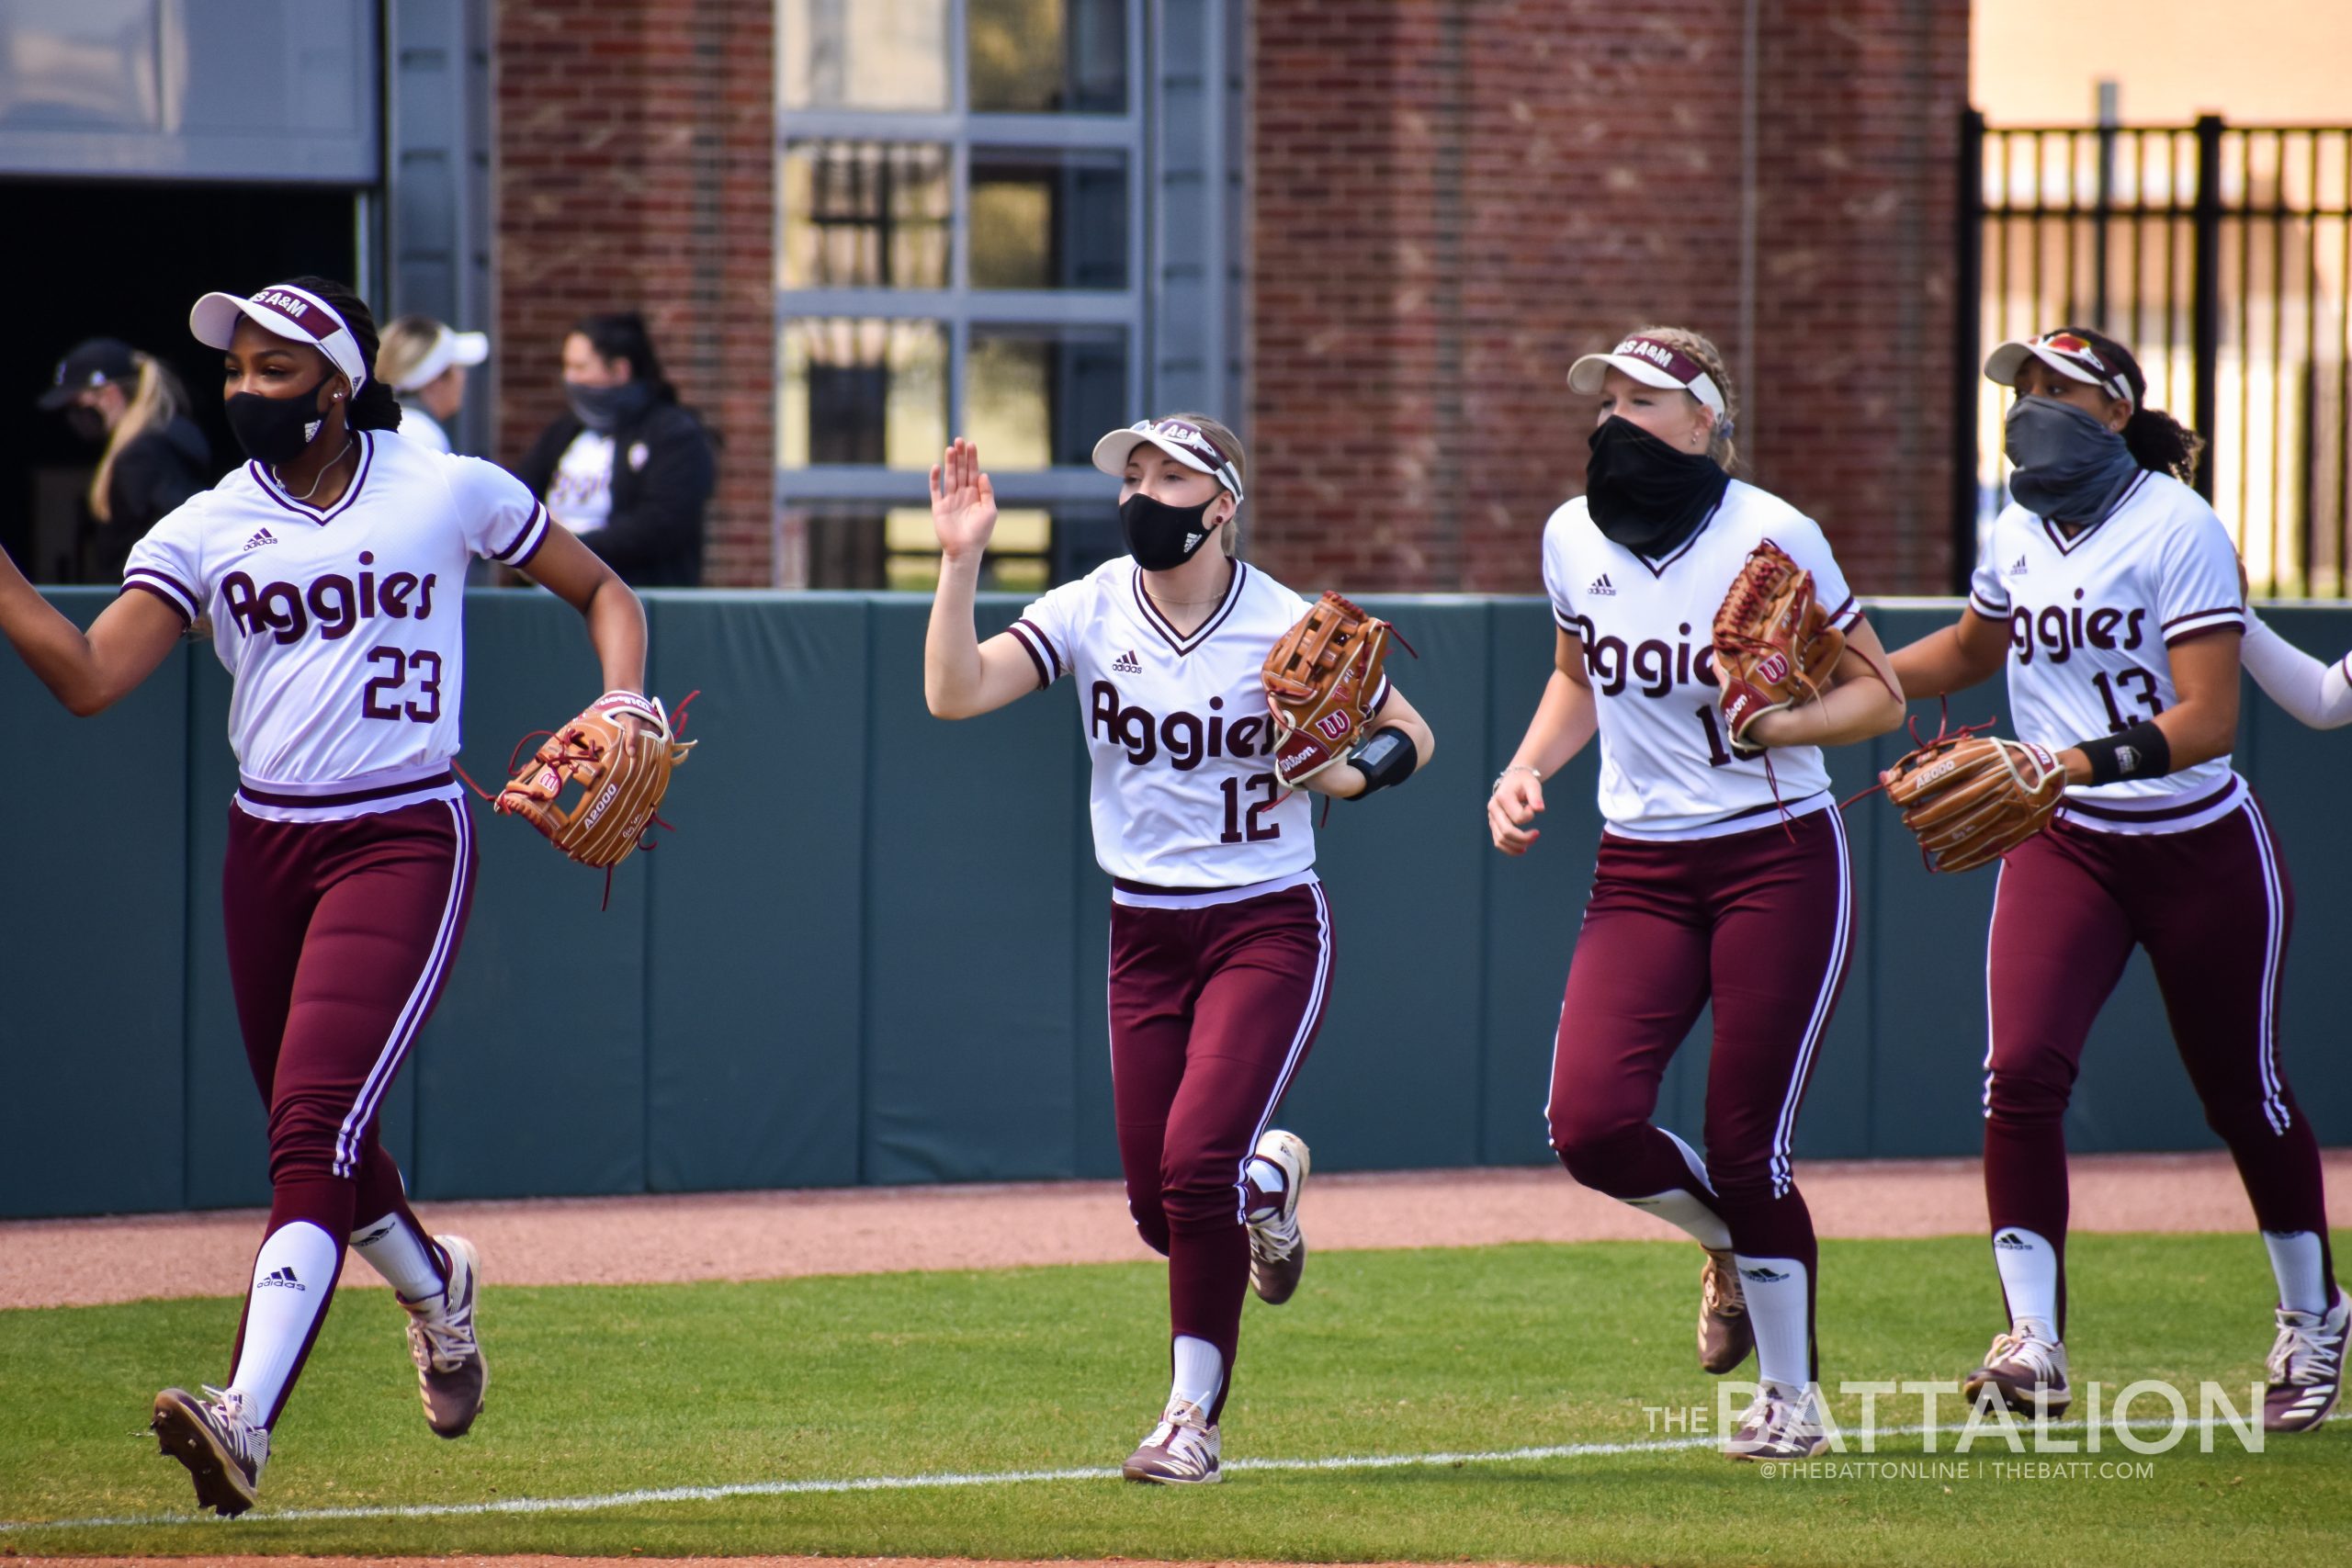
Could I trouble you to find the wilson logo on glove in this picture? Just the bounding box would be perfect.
[466,690,699,908]
[1261,591,1412,788]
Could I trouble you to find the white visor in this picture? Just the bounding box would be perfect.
[1983,333,2136,412]
[1566,335,1726,415]
[391,327,491,392]
[190,283,369,394]
[1091,418,1244,502]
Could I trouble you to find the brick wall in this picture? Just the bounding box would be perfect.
[1248,0,1968,595]
[494,0,775,585]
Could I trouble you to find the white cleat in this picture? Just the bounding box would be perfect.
[2265,1286,2348,1434]
[1723,1381,1828,1461]
[1248,1129,1311,1305]
[1963,1320,2071,1418]
[1122,1397,1222,1483]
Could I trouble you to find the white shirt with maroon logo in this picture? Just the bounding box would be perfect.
[1969,469,2246,833]
[1541,480,1863,840]
[122,431,553,820]
[1010,557,1387,900]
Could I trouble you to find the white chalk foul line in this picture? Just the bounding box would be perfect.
[6,1409,2342,1535]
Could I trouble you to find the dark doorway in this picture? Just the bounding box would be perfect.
[2,180,361,582]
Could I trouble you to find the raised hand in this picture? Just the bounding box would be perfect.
[929,437,998,562]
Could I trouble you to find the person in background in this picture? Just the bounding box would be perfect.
[376,316,490,456]
[512,312,713,587]
[38,338,211,582]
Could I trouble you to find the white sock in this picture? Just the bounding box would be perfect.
[227,1221,342,1427]
[1244,1156,1285,1224]
[1621,1129,1733,1248]
[2264,1230,2331,1315]
[1623,1189,1734,1251]
[1170,1335,1224,1413]
[1991,1227,2060,1335]
[350,1212,447,1304]
[1735,1254,1811,1390]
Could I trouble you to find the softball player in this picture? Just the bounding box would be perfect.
[924,418,1435,1483]
[1487,327,1905,1461]
[0,278,655,1514]
[1888,326,2343,1434]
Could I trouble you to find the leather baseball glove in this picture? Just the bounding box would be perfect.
[1713,539,1846,750]
[1880,732,2065,874]
[495,692,695,874]
[1263,591,1398,787]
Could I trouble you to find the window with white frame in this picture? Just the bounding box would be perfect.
[776,0,1150,591]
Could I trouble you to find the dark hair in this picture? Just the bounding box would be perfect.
[2052,324,2204,482]
[283,275,402,433]
[571,311,675,401]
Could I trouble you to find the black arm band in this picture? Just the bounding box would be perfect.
[1350,727,1419,796]
[2075,720,2171,784]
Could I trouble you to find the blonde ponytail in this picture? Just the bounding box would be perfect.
[88,355,189,524]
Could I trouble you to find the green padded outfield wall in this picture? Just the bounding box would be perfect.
[3,592,2347,1218]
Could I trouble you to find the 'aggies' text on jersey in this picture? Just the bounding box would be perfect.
[1010,558,1387,898]
[1543,481,1863,840]
[1971,469,2247,833]
[123,431,551,821]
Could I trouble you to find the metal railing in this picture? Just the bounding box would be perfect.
[1960,113,2352,595]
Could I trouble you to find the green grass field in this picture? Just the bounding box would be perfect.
[4,1233,2346,1565]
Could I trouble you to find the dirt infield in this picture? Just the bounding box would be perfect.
[6,1149,2346,1311]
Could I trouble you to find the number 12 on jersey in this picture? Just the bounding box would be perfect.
[1219,772,1282,843]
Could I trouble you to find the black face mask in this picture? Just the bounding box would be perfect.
[225,378,331,467]
[2004,395,2141,525]
[566,378,654,434]
[1120,491,1221,572]
[1584,416,1730,558]
[64,406,107,445]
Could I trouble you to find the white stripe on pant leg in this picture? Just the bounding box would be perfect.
[333,800,473,1178]
[1232,881,1335,1224]
[1767,807,1852,1196]
[2242,798,2291,1134]
[1982,861,2006,1120]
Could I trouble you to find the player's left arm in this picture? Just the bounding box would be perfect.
[2055,629,2241,785]
[1300,685,1436,800]
[1741,615,1906,750]
[515,519,650,700]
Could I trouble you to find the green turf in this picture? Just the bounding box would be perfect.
[3,1232,2346,1565]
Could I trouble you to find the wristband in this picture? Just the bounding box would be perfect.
[1351,728,1419,796]
[2075,719,2170,784]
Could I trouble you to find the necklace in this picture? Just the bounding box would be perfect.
[275,436,356,502]
[1144,564,1233,612]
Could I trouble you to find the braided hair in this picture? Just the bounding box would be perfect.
[282,276,402,432]
[1626,323,1740,470]
[2050,324,2203,481]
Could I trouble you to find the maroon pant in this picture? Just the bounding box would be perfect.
[222,796,476,1421]
[1984,800,2329,1333]
[1109,880,1334,1422]
[1546,807,1854,1372]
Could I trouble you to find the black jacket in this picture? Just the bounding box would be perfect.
[512,397,714,587]
[84,415,211,582]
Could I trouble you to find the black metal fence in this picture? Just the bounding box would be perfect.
[1960,113,2352,596]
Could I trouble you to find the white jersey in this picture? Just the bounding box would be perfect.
[1542,480,1862,840]
[123,430,554,822]
[548,428,615,534]
[1969,469,2246,834]
[1011,557,1384,901]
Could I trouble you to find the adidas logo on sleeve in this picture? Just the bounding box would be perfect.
[257,1266,306,1292]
